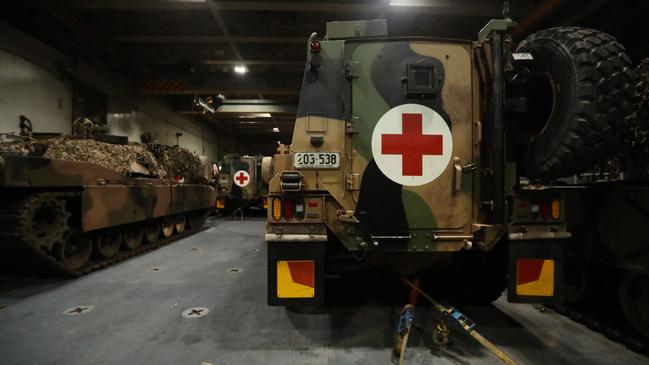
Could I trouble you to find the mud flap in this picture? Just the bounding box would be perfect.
[507,240,564,304]
[267,241,325,306]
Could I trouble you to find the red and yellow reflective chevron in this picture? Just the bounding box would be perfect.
[277,260,315,298]
[516,259,554,296]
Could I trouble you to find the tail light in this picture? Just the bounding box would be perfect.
[551,199,561,220]
[216,199,225,209]
[295,198,305,221]
[283,199,295,220]
[530,198,560,220]
[530,204,539,215]
[310,40,321,53]
[539,201,549,219]
[271,198,282,221]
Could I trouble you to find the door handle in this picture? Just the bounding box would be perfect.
[452,157,462,194]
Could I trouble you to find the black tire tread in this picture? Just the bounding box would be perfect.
[518,27,635,179]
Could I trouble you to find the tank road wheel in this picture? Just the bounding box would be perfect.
[55,231,92,272]
[94,229,122,259]
[144,220,161,244]
[161,216,174,238]
[123,225,144,251]
[619,273,649,339]
[21,194,71,251]
[512,27,634,178]
[174,214,186,234]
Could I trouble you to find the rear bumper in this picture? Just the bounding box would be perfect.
[265,233,327,242]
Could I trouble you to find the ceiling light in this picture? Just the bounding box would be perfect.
[234,65,248,74]
[272,127,280,133]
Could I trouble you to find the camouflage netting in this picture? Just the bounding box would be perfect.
[0,140,32,155]
[156,145,205,184]
[43,137,166,178]
[0,136,206,183]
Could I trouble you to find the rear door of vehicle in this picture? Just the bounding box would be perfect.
[346,39,475,235]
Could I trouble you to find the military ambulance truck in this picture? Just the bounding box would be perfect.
[265,18,636,309]
[215,154,271,213]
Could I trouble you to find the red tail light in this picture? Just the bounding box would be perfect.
[539,201,550,219]
[283,199,295,220]
[310,40,321,53]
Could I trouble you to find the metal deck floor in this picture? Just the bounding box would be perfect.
[0,217,646,365]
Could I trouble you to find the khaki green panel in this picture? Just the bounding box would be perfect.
[402,189,437,229]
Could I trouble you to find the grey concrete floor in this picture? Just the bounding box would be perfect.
[0,217,647,365]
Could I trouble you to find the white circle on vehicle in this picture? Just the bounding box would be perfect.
[233,170,250,187]
[371,104,453,186]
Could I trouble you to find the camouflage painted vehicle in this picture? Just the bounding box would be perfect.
[0,152,215,275]
[214,154,270,213]
[265,18,635,307]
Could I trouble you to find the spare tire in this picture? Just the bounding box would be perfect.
[511,27,635,179]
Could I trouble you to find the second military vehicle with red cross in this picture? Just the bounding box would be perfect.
[214,154,271,214]
[265,18,635,307]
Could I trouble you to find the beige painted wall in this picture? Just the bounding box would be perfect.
[0,48,72,136]
[0,20,224,161]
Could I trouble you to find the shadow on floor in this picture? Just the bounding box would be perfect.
[210,267,560,364]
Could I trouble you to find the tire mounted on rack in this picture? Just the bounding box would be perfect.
[511,27,635,179]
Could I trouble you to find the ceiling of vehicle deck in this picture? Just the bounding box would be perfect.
[2,0,647,139]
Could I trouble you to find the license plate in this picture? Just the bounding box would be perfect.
[293,152,340,169]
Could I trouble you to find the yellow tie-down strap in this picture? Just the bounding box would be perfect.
[516,259,555,297]
[277,260,315,298]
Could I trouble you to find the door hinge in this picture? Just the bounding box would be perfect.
[345,59,360,79]
[474,120,482,145]
[346,116,359,134]
[346,173,360,191]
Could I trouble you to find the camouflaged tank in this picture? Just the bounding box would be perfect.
[265,18,635,307]
[0,142,216,275]
[214,154,270,213]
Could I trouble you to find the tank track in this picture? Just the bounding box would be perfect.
[0,191,209,278]
[548,301,648,354]
[17,223,207,278]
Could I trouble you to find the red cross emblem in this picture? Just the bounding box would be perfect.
[235,171,249,185]
[381,113,443,176]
